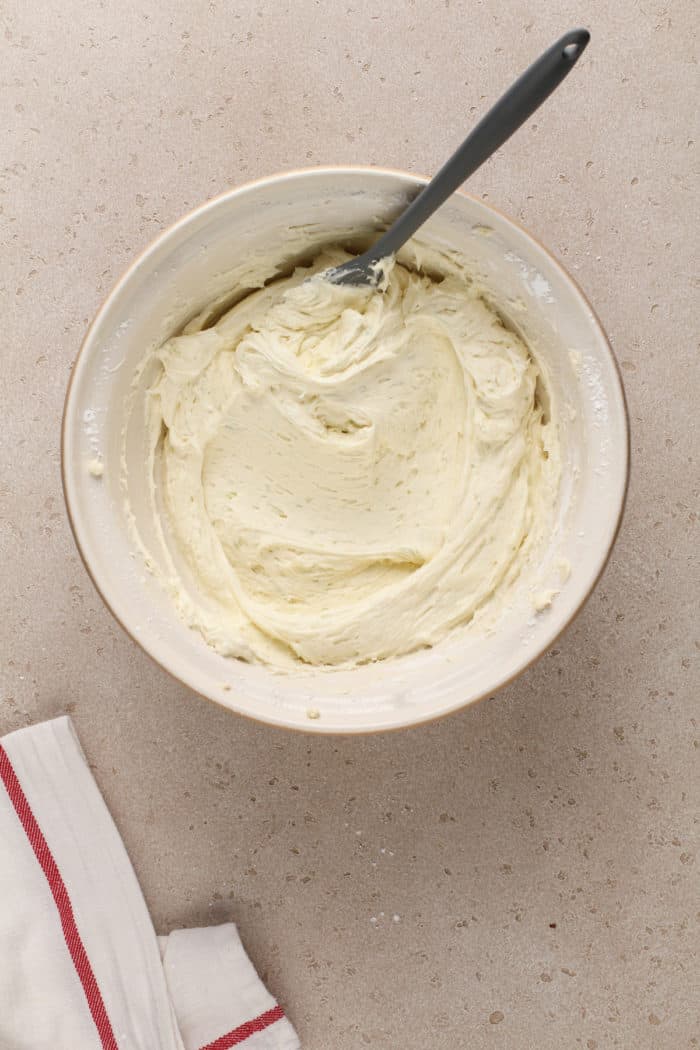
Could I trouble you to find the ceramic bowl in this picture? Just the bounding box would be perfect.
[62,168,629,732]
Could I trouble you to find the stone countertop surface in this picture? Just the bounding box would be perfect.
[2,2,697,1047]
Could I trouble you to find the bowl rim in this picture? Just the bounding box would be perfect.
[61,164,630,735]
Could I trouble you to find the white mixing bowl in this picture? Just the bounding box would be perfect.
[62,168,629,733]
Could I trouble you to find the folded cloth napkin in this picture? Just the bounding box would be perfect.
[0,717,299,1050]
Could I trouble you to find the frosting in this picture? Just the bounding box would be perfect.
[146,249,559,668]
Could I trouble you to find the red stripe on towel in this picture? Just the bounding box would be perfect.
[0,744,120,1050]
[199,1004,286,1049]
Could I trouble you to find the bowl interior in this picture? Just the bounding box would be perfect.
[62,169,628,732]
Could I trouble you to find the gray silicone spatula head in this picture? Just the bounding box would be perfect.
[323,28,590,287]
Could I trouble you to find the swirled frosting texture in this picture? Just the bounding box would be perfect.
[149,251,559,668]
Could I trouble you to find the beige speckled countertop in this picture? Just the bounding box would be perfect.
[2,2,698,1047]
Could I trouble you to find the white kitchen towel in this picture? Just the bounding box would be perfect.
[0,716,299,1050]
